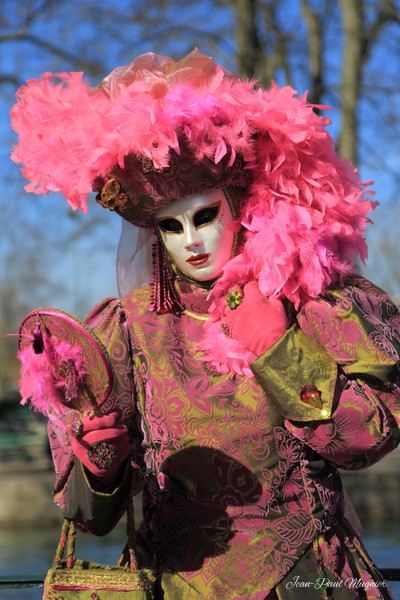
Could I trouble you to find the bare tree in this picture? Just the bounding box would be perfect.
[339,0,400,163]
[232,0,265,79]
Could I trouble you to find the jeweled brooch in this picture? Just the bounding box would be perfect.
[226,289,243,309]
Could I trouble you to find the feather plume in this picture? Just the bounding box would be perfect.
[18,330,86,428]
[11,48,377,376]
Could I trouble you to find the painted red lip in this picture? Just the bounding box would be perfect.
[186,253,210,266]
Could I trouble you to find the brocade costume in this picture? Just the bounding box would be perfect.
[48,275,400,599]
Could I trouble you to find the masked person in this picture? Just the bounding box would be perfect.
[11,49,400,599]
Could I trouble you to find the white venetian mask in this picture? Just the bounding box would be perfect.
[155,189,236,282]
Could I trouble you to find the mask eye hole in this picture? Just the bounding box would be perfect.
[193,203,220,229]
[157,218,183,233]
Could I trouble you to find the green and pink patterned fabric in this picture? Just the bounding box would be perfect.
[48,276,400,599]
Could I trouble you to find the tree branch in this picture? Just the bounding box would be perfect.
[301,0,324,106]
[361,0,400,63]
[233,0,264,78]
[0,73,21,86]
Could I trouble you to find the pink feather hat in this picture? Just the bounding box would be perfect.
[10,48,250,227]
[11,48,376,375]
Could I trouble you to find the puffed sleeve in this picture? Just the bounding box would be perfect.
[49,297,144,534]
[251,276,400,469]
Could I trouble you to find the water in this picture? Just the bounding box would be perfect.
[0,522,127,599]
[0,520,399,599]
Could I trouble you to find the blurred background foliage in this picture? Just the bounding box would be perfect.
[1,0,400,399]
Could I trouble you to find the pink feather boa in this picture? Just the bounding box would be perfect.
[11,49,377,376]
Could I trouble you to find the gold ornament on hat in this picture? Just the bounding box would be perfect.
[96,178,128,211]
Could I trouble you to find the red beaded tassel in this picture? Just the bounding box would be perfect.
[149,238,185,315]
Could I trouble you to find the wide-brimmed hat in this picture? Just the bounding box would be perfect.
[11,48,250,227]
[11,48,376,376]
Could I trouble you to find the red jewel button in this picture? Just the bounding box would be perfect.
[300,385,322,409]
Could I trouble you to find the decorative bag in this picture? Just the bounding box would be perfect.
[43,497,155,599]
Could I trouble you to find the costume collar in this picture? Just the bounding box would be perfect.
[174,277,211,320]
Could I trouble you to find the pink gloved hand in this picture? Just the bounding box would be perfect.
[224,281,289,357]
[68,411,131,485]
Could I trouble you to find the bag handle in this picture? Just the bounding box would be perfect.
[54,495,139,572]
[117,494,139,571]
[54,518,76,569]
